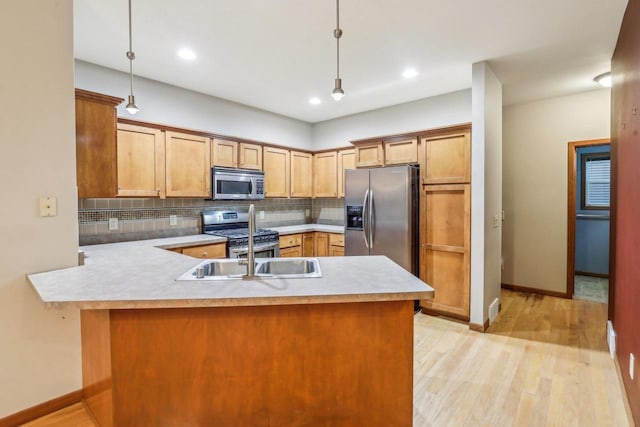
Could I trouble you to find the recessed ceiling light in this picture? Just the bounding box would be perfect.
[402,68,418,79]
[177,48,197,61]
[594,72,611,88]
[309,97,321,105]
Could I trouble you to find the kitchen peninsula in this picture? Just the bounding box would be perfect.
[28,236,433,426]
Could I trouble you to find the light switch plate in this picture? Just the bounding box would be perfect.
[39,196,57,217]
[493,213,500,228]
[305,209,310,217]
[170,215,178,226]
[259,211,265,220]
[108,218,118,231]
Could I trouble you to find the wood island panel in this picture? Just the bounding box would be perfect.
[82,301,414,426]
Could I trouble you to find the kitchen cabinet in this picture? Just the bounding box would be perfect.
[165,131,211,197]
[313,151,338,198]
[384,137,418,165]
[279,234,303,257]
[329,233,345,256]
[302,232,315,257]
[314,232,330,257]
[116,123,165,198]
[419,184,471,320]
[337,148,355,198]
[421,129,471,184]
[354,142,384,167]
[177,243,226,259]
[239,142,262,170]
[75,89,123,198]
[291,151,313,197]
[212,138,238,168]
[263,146,290,197]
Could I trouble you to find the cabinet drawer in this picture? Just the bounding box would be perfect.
[181,243,226,259]
[279,234,302,248]
[280,246,303,258]
[328,233,344,247]
[329,246,344,256]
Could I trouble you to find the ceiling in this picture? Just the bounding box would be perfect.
[74,0,627,123]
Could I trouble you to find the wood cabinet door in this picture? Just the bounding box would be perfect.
[302,233,315,257]
[75,89,122,198]
[239,142,263,170]
[328,233,344,247]
[212,139,238,168]
[337,149,355,198]
[419,184,471,319]
[314,232,329,257]
[384,137,418,165]
[165,132,211,197]
[280,246,303,257]
[263,146,290,197]
[116,124,165,198]
[181,243,226,259]
[329,246,345,256]
[313,151,338,198]
[291,151,313,197]
[421,130,470,184]
[355,143,384,167]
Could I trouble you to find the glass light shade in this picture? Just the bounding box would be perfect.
[594,72,612,88]
[125,95,139,115]
[332,79,344,101]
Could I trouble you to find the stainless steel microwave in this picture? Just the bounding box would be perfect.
[212,167,265,200]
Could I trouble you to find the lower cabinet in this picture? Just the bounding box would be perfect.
[174,243,226,259]
[419,184,470,320]
[302,233,315,257]
[329,233,345,256]
[314,232,329,257]
[279,234,303,257]
[279,232,344,257]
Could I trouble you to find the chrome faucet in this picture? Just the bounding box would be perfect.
[240,204,257,278]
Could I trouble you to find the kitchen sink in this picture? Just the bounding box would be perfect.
[176,258,322,281]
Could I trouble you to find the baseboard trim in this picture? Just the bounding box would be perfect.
[575,270,610,279]
[0,389,82,427]
[501,283,570,299]
[614,355,636,426]
[420,307,470,323]
[469,319,490,333]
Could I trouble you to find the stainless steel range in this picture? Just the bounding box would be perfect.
[202,209,280,259]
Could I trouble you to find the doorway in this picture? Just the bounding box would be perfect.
[567,139,611,302]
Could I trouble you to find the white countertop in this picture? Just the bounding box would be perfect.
[28,233,432,310]
[270,224,344,235]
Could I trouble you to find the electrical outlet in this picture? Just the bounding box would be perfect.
[305,209,310,217]
[39,196,57,217]
[108,218,118,231]
[169,215,178,226]
[259,211,265,220]
[631,353,635,380]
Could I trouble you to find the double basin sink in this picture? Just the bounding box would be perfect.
[177,258,322,281]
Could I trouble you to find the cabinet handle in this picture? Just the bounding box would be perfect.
[203,252,208,257]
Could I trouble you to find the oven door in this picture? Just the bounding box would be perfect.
[228,242,280,259]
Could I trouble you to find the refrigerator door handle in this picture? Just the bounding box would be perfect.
[362,189,370,249]
[369,190,374,249]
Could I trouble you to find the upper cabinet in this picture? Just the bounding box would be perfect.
[117,124,165,198]
[212,139,238,168]
[75,89,123,198]
[165,131,211,198]
[263,146,290,197]
[337,148,355,198]
[313,151,338,198]
[384,137,418,165]
[421,129,471,185]
[239,142,262,170]
[354,142,384,168]
[290,151,313,197]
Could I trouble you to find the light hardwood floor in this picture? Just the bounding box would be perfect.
[22,290,630,426]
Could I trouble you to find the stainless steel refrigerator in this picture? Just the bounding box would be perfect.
[344,165,419,276]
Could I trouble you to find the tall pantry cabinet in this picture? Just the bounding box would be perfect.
[419,128,471,320]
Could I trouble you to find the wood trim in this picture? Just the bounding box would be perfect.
[469,319,490,333]
[0,390,83,427]
[575,270,610,279]
[614,354,636,426]
[501,283,570,299]
[423,243,465,253]
[75,88,123,106]
[314,145,353,154]
[419,306,470,323]
[350,122,472,145]
[567,138,610,300]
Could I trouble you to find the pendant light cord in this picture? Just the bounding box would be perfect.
[128,0,135,97]
[335,0,340,79]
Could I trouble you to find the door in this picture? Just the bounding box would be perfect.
[369,166,417,273]
[345,168,370,256]
[263,146,290,197]
[116,124,165,197]
[290,151,313,197]
[165,132,211,197]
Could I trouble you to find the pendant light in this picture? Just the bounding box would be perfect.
[125,0,139,114]
[331,0,344,101]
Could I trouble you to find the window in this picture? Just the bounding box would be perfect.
[581,152,610,210]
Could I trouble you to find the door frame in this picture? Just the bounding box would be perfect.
[566,138,610,298]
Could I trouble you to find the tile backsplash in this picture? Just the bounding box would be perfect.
[79,197,344,245]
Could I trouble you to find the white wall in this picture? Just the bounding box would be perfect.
[75,61,313,150]
[312,90,472,149]
[502,89,610,293]
[470,62,503,327]
[0,0,80,417]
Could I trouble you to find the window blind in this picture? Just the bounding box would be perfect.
[585,158,610,207]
